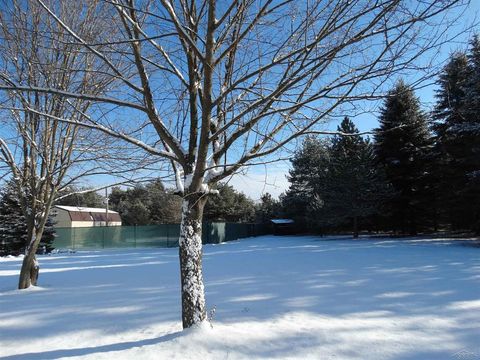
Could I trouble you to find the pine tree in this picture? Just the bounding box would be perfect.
[282,136,330,230]
[320,117,390,237]
[432,52,469,230]
[374,81,432,235]
[0,183,56,256]
[204,183,255,223]
[56,187,106,208]
[433,37,480,232]
[0,183,27,256]
[39,217,56,254]
[108,180,182,225]
[255,193,282,223]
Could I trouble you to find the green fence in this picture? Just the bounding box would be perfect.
[53,222,271,250]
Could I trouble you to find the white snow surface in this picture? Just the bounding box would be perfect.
[1,236,479,360]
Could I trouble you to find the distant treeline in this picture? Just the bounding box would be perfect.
[56,179,278,226]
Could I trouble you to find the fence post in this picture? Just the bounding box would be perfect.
[166,224,170,247]
[134,225,137,248]
[102,227,105,249]
[72,227,76,250]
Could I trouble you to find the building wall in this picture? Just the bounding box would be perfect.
[70,221,96,228]
[60,219,122,228]
[53,208,73,228]
[91,221,122,227]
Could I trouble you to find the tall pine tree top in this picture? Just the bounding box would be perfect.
[463,35,480,134]
[375,80,431,173]
[433,52,468,130]
[331,117,366,157]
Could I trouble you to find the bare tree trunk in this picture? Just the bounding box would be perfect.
[18,231,40,289]
[18,218,46,289]
[18,254,39,289]
[179,194,207,328]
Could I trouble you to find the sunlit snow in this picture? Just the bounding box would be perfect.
[0,236,479,359]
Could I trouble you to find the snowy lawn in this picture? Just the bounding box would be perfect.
[1,236,479,360]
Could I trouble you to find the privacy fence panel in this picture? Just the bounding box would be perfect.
[53,222,271,250]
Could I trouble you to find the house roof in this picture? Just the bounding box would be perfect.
[54,205,122,223]
[54,205,119,214]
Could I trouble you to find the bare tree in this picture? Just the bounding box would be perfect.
[0,0,151,288]
[0,0,469,327]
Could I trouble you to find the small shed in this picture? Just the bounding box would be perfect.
[270,219,295,235]
[53,205,122,228]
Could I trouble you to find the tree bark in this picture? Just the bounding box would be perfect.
[18,219,46,289]
[179,194,207,328]
[18,236,40,289]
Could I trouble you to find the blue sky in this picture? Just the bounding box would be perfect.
[229,1,480,200]
[56,1,479,201]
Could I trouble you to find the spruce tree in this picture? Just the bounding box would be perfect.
[255,193,282,223]
[203,183,255,223]
[374,81,432,235]
[432,52,469,230]
[433,38,480,232]
[320,117,390,237]
[0,183,27,256]
[282,136,330,230]
[0,183,56,256]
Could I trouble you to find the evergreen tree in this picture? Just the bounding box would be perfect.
[39,217,56,254]
[255,193,282,223]
[146,180,182,224]
[462,36,480,232]
[282,136,330,230]
[56,187,106,208]
[432,38,480,232]
[0,183,56,256]
[204,183,255,223]
[432,52,469,230]
[320,117,390,237]
[108,180,182,225]
[0,183,27,256]
[374,81,432,235]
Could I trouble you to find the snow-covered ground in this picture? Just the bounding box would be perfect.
[1,236,479,360]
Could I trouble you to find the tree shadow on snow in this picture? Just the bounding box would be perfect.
[0,330,184,360]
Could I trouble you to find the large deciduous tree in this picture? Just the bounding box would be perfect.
[0,0,468,328]
[0,0,129,288]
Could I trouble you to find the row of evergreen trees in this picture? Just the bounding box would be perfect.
[282,36,480,236]
[282,118,389,236]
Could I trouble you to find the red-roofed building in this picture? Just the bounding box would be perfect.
[53,205,122,227]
